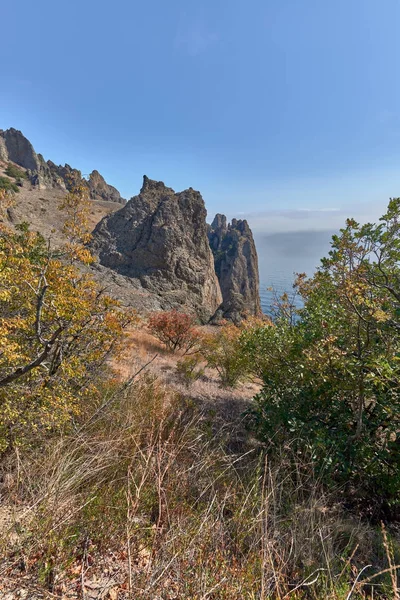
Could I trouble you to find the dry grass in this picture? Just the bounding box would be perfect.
[116,324,260,404]
[0,327,399,598]
[1,373,397,599]
[112,325,261,455]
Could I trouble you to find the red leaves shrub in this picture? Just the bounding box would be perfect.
[148,310,199,353]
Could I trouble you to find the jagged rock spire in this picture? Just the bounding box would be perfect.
[208,214,261,322]
[91,177,222,321]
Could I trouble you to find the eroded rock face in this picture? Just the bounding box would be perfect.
[46,162,79,189]
[0,128,125,203]
[91,176,222,321]
[88,170,125,204]
[208,214,261,322]
[0,128,40,171]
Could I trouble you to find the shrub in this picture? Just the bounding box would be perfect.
[5,162,28,180]
[246,199,400,517]
[0,190,136,451]
[176,355,204,386]
[148,310,199,353]
[200,322,249,387]
[0,176,19,194]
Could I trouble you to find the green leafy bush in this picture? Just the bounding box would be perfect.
[245,199,400,517]
[200,323,249,387]
[176,355,204,386]
[0,176,19,194]
[5,162,28,180]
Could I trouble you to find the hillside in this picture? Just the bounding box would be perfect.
[0,128,261,322]
[0,162,120,247]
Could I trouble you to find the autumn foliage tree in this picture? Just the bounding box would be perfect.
[58,178,93,263]
[0,187,135,451]
[148,310,198,353]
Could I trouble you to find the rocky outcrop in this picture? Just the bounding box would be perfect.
[208,214,261,322]
[46,163,125,204]
[45,161,78,190]
[91,176,222,321]
[88,170,125,204]
[1,128,261,321]
[0,128,41,171]
[0,128,125,203]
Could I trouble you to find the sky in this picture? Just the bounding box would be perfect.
[2,0,400,233]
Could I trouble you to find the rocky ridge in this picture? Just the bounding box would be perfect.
[1,127,261,321]
[0,128,125,204]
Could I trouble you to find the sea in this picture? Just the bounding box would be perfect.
[254,230,335,315]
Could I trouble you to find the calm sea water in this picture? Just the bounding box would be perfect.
[254,230,335,315]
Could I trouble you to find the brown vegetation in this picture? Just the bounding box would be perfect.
[1,374,398,599]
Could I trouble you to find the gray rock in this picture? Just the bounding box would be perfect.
[0,129,56,189]
[0,128,40,171]
[88,169,125,204]
[91,176,222,321]
[0,128,125,202]
[0,136,9,162]
[208,214,261,322]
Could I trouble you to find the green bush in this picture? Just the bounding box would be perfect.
[245,199,400,517]
[200,323,249,387]
[5,162,28,180]
[0,176,19,194]
[176,355,204,386]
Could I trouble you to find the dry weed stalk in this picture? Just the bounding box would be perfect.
[0,375,393,599]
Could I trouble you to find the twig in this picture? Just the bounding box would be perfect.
[283,569,326,598]
[346,565,372,600]
[75,354,159,432]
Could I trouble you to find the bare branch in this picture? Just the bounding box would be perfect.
[35,280,48,344]
[0,326,64,388]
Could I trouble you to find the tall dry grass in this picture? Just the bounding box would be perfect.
[0,375,398,598]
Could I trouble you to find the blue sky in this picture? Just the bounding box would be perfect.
[2,0,400,232]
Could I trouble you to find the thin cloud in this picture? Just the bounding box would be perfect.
[174,19,218,56]
[233,207,353,234]
[14,78,32,87]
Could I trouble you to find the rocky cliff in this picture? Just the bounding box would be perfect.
[91,176,222,321]
[1,127,261,321]
[0,128,125,204]
[0,127,40,171]
[208,214,261,322]
[87,170,124,204]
